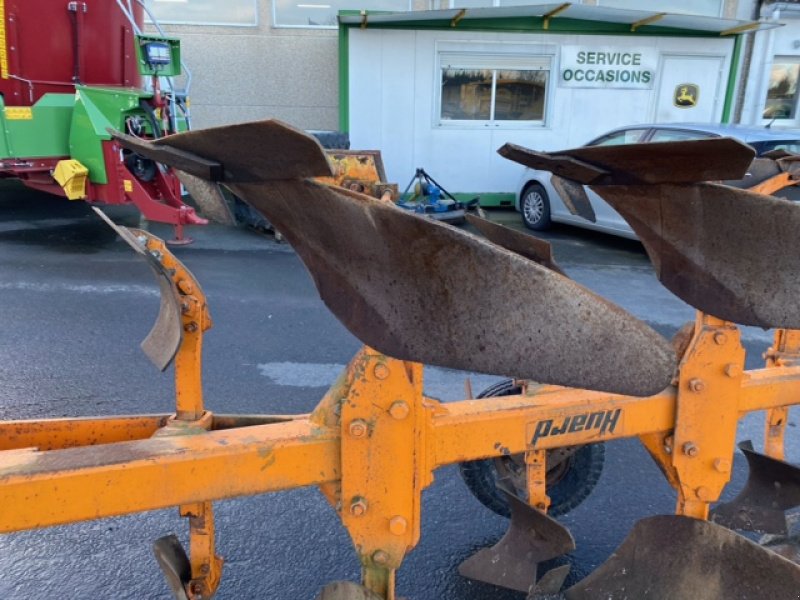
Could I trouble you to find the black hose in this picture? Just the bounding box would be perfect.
[138,98,162,139]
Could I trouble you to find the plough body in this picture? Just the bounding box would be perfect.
[2,122,800,598]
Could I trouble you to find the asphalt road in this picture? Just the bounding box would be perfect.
[0,184,796,599]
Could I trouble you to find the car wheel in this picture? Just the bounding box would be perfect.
[521,182,551,231]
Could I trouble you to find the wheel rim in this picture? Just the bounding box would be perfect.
[523,190,544,224]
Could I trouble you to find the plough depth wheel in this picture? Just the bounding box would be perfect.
[459,379,605,519]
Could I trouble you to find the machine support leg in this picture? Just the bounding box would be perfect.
[765,407,789,461]
[146,232,222,599]
[181,501,224,599]
[336,349,427,599]
[362,567,395,600]
[526,448,550,512]
[670,314,743,518]
[763,329,800,460]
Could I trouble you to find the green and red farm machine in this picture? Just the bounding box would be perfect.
[0,0,209,242]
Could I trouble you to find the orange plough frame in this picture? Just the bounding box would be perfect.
[0,230,798,599]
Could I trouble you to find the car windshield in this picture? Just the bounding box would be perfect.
[588,129,647,146]
[753,140,800,155]
[649,129,715,143]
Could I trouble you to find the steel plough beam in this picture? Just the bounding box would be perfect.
[2,359,800,533]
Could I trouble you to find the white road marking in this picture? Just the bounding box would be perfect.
[257,361,503,401]
[0,219,80,232]
[0,282,158,296]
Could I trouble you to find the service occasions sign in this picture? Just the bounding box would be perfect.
[559,46,657,89]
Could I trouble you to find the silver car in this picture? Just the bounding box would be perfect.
[515,123,800,240]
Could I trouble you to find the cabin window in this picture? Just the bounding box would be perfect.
[438,53,551,126]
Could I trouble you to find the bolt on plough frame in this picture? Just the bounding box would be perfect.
[2,122,800,599]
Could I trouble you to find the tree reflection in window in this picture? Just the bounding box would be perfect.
[495,70,547,120]
[442,69,493,120]
[763,62,800,120]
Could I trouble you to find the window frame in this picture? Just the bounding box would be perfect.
[434,45,554,130]
[763,58,800,121]
[272,0,412,29]
[144,0,259,27]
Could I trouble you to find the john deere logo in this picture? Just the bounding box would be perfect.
[674,84,699,108]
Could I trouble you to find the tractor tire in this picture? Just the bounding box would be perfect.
[233,196,273,231]
[234,129,347,233]
[124,152,157,183]
[459,379,605,518]
[309,130,350,150]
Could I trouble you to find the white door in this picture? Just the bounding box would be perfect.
[654,55,725,122]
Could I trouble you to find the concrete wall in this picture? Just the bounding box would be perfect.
[152,1,340,130]
[150,0,432,131]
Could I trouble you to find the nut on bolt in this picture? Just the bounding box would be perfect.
[373,363,390,380]
[389,516,408,535]
[725,363,742,378]
[695,486,712,501]
[713,332,728,345]
[350,498,368,517]
[348,419,368,438]
[682,442,699,457]
[372,550,390,565]
[389,401,410,420]
[177,279,194,295]
[688,378,705,393]
[714,458,732,473]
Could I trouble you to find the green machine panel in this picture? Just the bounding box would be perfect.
[0,94,74,159]
[70,86,152,184]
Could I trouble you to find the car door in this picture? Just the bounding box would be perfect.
[582,127,716,236]
[576,128,650,235]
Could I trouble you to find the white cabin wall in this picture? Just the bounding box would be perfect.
[349,28,733,194]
